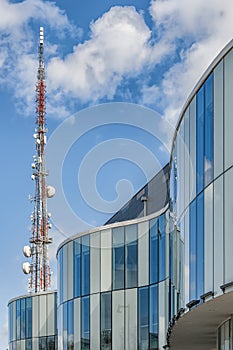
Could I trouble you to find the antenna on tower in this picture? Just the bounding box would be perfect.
[22,27,56,293]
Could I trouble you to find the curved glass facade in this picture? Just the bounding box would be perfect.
[57,209,183,350]
[8,291,57,350]
[170,44,233,305]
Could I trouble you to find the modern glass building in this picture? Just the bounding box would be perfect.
[169,39,233,349]
[8,291,57,350]
[57,205,183,350]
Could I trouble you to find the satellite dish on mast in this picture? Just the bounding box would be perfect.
[47,185,56,198]
[22,262,31,274]
[23,245,32,258]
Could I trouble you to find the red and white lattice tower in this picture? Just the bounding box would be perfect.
[22,27,55,293]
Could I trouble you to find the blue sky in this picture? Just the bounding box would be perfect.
[1,0,233,347]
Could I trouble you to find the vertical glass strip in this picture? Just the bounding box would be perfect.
[189,200,197,300]
[112,290,124,350]
[67,242,74,301]
[16,299,20,341]
[138,287,149,350]
[81,296,90,350]
[196,85,205,194]
[101,229,112,292]
[138,221,149,287]
[90,293,100,350]
[58,249,63,305]
[112,227,125,290]
[101,292,112,350]
[74,239,81,298]
[63,303,68,350]
[82,236,90,296]
[68,300,74,350]
[74,299,81,350]
[90,232,100,294]
[224,48,233,170]
[224,168,233,283]
[204,184,213,293]
[204,74,214,186]
[159,215,166,281]
[149,285,158,350]
[150,219,159,284]
[125,288,137,350]
[26,297,32,339]
[125,224,138,289]
[196,192,204,299]
[189,97,196,202]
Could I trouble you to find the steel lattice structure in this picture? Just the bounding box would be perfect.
[22,27,54,293]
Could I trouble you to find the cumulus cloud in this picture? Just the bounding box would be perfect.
[47,6,153,104]
[144,0,233,128]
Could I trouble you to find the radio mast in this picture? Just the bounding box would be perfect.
[22,27,55,293]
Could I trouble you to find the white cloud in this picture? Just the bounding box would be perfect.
[47,6,153,104]
[145,0,233,128]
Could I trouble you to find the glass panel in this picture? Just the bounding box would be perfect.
[101,229,112,292]
[101,292,112,350]
[67,242,74,301]
[39,295,47,337]
[47,336,56,350]
[214,61,224,179]
[63,245,68,303]
[68,301,74,350]
[74,239,81,298]
[39,337,47,350]
[47,293,55,336]
[125,289,137,350]
[197,192,204,299]
[32,296,39,338]
[150,219,159,284]
[58,249,63,304]
[90,293,100,350]
[25,297,32,339]
[112,290,124,350]
[25,339,32,350]
[224,168,233,283]
[9,302,13,342]
[149,285,158,350]
[112,227,125,290]
[204,74,213,186]
[159,215,166,281]
[90,232,100,294]
[125,224,138,288]
[138,221,149,287]
[74,298,81,350]
[81,296,90,350]
[224,48,233,170]
[204,184,213,293]
[189,97,196,201]
[82,236,90,296]
[138,287,149,350]
[196,85,204,194]
[63,302,68,350]
[16,299,20,340]
[189,200,197,300]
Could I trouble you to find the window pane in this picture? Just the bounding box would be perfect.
[25,339,32,350]
[196,85,204,194]
[58,249,63,304]
[159,215,166,281]
[125,225,138,288]
[149,285,158,350]
[113,227,125,290]
[26,298,32,339]
[138,287,149,350]
[47,336,55,350]
[197,192,204,299]
[63,302,68,350]
[101,292,112,350]
[68,301,74,350]
[81,297,90,350]
[204,74,213,186]
[189,200,197,301]
[39,337,47,350]
[150,219,159,284]
[82,236,90,296]
[74,239,81,298]
[16,299,21,340]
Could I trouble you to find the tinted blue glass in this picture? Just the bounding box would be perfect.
[63,302,68,350]
[82,236,90,296]
[204,74,213,186]
[9,303,13,341]
[26,339,32,350]
[189,200,197,300]
[101,292,112,349]
[48,336,56,350]
[81,296,90,350]
[125,225,138,288]
[197,192,204,298]
[74,239,81,297]
[39,336,47,350]
[150,219,159,284]
[113,227,125,290]
[26,297,32,338]
[150,285,158,349]
[196,86,205,194]
[16,299,20,340]
[68,300,74,350]
[169,229,174,283]
[59,249,63,304]
[159,215,166,281]
[138,287,149,350]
